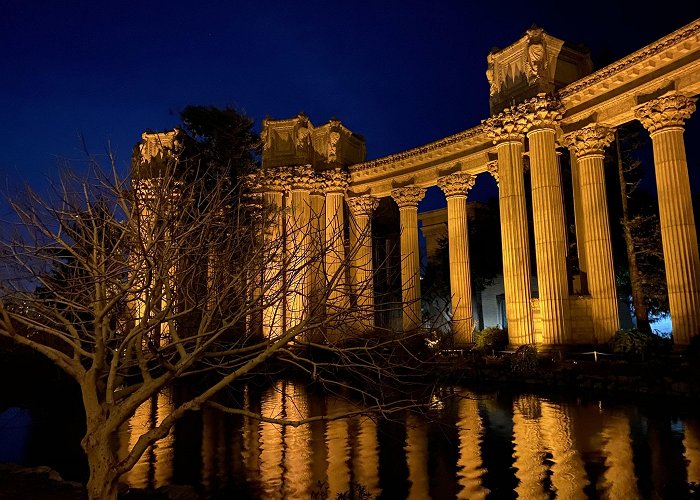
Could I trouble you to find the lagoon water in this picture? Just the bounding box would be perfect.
[2,381,699,499]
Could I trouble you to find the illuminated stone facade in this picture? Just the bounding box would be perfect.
[138,19,700,347]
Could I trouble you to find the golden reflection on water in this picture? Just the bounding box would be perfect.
[685,420,700,486]
[117,385,700,498]
[455,392,488,499]
[512,394,548,499]
[119,391,174,489]
[599,410,638,499]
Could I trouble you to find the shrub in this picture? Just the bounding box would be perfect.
[473,327,508,354]
[609,328,671,359]
[510,344,538,375]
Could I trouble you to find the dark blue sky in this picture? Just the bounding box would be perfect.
[1,1,698,209]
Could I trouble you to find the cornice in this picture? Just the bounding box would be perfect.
[350,125,486,175]
[559,20,700,100]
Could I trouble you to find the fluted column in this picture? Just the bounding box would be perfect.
[259,169,289,339]
[483,111,535,345]
[286,166,314,331]
[391,186,426,331]
[522,94,570,345]
[324,169,349,315]
[309,179,326,323]
[635,92,700,345]
[563,125,620,342]
[347,195,379,331]
[437,173,476,345]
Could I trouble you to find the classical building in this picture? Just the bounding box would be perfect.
[140,20,700,348]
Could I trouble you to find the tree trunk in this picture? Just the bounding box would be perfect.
[615,132,651,333]
[83,425,120,500]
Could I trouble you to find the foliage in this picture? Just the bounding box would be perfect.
[609,328,671,358]
[607,123,669,329]
[311,480,374,500]
[509,345,538,375]
[473,327,508,353]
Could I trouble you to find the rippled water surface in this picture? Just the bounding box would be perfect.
[117,383,700,499]
[3,381,700,498]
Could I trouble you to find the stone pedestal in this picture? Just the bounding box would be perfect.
[523,95,569,345]
[484,111,535,345]
[437,173,476,345]
[391,186,426,331]
[635,93,700,345]
[563,125,619,342]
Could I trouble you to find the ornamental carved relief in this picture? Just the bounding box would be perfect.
[436,173,476,198]
[486,160,499,185]
[518,93,563,131]
[634,92,697,134]
[482,108,529,144]
[323,168,349,193]
[347,195,379,217]
[525,27,547,85]
[257,168,290,193]
[562,124,615,158]
[288,165,316,191]
[391,186,426,208]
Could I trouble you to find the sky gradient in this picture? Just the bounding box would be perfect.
[1,1,699,208]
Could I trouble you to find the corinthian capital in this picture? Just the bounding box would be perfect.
[562,124,615,158]
[519,93,563,131]
[258,167,290,193]
[634,92,697,134]
[436,173,476,198]
[391,186,426,209]
[486,160,499,185]
[288,165,316,191]
[347,195,379,217]
[482,108,529,144]
[323,168,349,193]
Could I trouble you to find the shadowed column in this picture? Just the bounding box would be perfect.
[347,195,379,332]
[563,125,619,342]
[635,92,700,345]
[522,94,570,345]
[483,112,535,345]
[391,186,426,331]
[287,166,314,332]
[259,168,289,339]
[437,172,476,345]
[324,169,349,320]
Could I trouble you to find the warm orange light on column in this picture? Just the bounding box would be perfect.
[484,111,535,345]
[563,124,620,342]
[391,186,426,331]
[635,92,700,345]
[437,172,477,345]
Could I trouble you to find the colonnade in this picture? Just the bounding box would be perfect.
[253,92,697,347]
[255,166,380,340]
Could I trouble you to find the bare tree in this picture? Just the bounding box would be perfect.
[0,156,432,499]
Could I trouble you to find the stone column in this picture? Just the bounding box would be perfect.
[563,125,619,342]
[309,179,326,320]
[635,92,700,345]
[483,111,535,345]
[522,94,570,345]
[347,195,379,331]
[286,166,314,331]
[437,172,476,345]
[259,169,289,339]
[391,186,426,331]
[324,169,349,315]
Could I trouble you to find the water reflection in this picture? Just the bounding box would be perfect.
[111,384,700,498]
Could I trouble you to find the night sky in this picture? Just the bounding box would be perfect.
[1,1,699,209]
